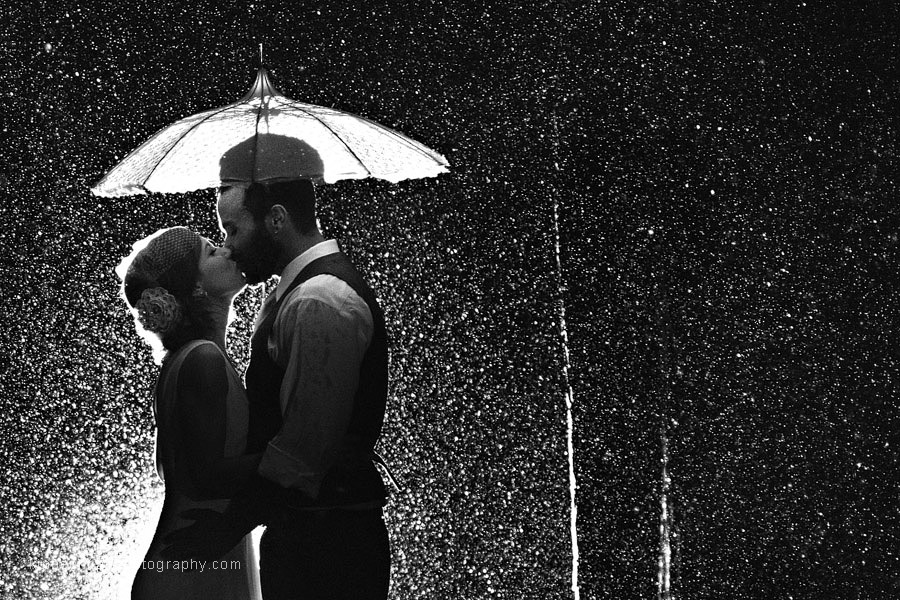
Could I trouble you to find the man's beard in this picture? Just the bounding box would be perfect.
[238,226,281,285]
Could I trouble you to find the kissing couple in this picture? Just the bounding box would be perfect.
[118,179,392,600]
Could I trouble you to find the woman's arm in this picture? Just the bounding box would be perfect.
[177,343,262,499]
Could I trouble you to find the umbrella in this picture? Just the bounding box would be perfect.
[91,67,449,196]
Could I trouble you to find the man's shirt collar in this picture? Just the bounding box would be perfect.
[276,239,340,301]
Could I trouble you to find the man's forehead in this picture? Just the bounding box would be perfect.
[217,187,250,218]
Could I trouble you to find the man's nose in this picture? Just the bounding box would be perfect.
[215,246,232,258]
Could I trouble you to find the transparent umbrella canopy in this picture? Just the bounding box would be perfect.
[91,67,449,197]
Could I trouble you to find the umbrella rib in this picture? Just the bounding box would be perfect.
[92,116,193,193]
[141,101,246,187]
[286,99,448,165]
[251,98,264,181]
[278,98,374,177]
[350,112,449,164]
[282,98,449,168]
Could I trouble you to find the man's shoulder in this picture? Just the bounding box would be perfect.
[272,276,374,347]
[288,273,349,297]
[282,274,365,312]
[278,274,373,328]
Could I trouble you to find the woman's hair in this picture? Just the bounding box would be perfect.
[116,227,217,363]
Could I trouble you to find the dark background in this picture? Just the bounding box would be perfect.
[1,1,898,598]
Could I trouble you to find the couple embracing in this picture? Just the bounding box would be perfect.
[119,180,391,600]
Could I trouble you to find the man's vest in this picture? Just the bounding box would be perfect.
[245,251,388,507]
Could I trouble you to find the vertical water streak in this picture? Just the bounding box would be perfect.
[550,110,580,600]
[652,270,674,600]
[658,430,672,600]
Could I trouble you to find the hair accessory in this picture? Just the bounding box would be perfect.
[136,287,182,335]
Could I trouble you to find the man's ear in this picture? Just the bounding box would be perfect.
[267,204,288,235]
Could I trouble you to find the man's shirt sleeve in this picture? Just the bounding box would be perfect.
[257,275,373,498]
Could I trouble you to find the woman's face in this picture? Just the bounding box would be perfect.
[197,238,246,297]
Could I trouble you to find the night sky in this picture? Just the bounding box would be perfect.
[2,2,899,599]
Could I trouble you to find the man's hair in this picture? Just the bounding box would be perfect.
[241,180,317,234]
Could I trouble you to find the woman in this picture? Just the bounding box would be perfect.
[117,226,262,600]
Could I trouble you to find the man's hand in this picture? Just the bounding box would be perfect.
[160,508,249,562]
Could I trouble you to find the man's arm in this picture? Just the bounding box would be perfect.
[258,276,373,500]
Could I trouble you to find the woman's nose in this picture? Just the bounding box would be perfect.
[215,246,232,259]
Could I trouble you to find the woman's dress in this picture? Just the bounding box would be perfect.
[131,340,262,600]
